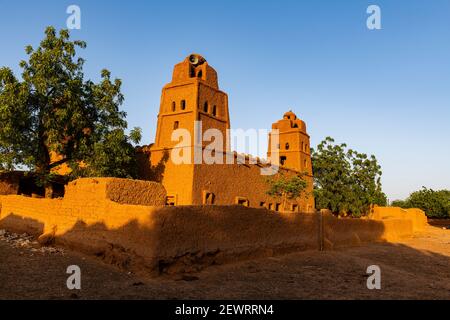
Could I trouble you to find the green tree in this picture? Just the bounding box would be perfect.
[312,137,387,217]
[390,199,407,208]
[392,188,450,218]
[266,173,308,211]
[0,27,141,196]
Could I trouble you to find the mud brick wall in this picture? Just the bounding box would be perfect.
[369,206,428,233]
[64,178,167,206]
[0,178,428,276]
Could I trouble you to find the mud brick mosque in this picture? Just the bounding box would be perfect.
[136,54,315,212]
[0,54,428,276]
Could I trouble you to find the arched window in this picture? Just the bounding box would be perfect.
[285,143,290,150]
[204,102,208,113]
[212,105,217,116]
[180,100,186,110]
[301,142,304,151]
[173,121,179,130]
[197,70,203,78]
[172,101,176,112]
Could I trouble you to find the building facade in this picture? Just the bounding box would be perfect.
[137,54,315,212]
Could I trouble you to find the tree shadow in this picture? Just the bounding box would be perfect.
[136,148,169,182]
[0,213,45,236]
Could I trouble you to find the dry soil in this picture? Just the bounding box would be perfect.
[0,225,449,300]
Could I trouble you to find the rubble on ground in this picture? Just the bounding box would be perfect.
[0,229,64,255]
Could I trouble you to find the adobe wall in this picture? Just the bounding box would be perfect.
[0,180,427,276]
[137,148,195,205]
[323,215,413,249]
[0,194,160,273]
[0,194,319,275]
[64,178,167,206]
[368,206,428,233]
[192,162,315,212]
[138,146,316,209]
[149,206,320,274]
[196,81,230,145]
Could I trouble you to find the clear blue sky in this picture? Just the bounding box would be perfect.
[1,0,449,201]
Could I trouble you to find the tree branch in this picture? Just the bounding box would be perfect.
[48,157,70,170]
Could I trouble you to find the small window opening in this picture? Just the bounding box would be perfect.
[235,197,249,207]
[181,100,186,110]
[212,105,217,116]
[204,102,209,113]
[172,101,176,112]
[166,195,176,206]
[203,191,215,205]
[280,156,287,166]
[285,143,290,150]
[174,121,179,130]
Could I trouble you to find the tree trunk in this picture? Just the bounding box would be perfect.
[37,127,52,198]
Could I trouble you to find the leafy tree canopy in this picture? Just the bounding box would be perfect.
[312,137,387,217]
[0,27,141,195]
[391,187,450,218]
[266,173,308,211]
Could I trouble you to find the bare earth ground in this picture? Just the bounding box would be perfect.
[0,224,449,300]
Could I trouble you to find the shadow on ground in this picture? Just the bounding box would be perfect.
[0,226,449,300]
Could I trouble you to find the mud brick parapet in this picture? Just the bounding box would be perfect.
[64,178,167,206]
[368,206,428,233]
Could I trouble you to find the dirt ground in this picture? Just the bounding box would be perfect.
[0,224,449,300]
